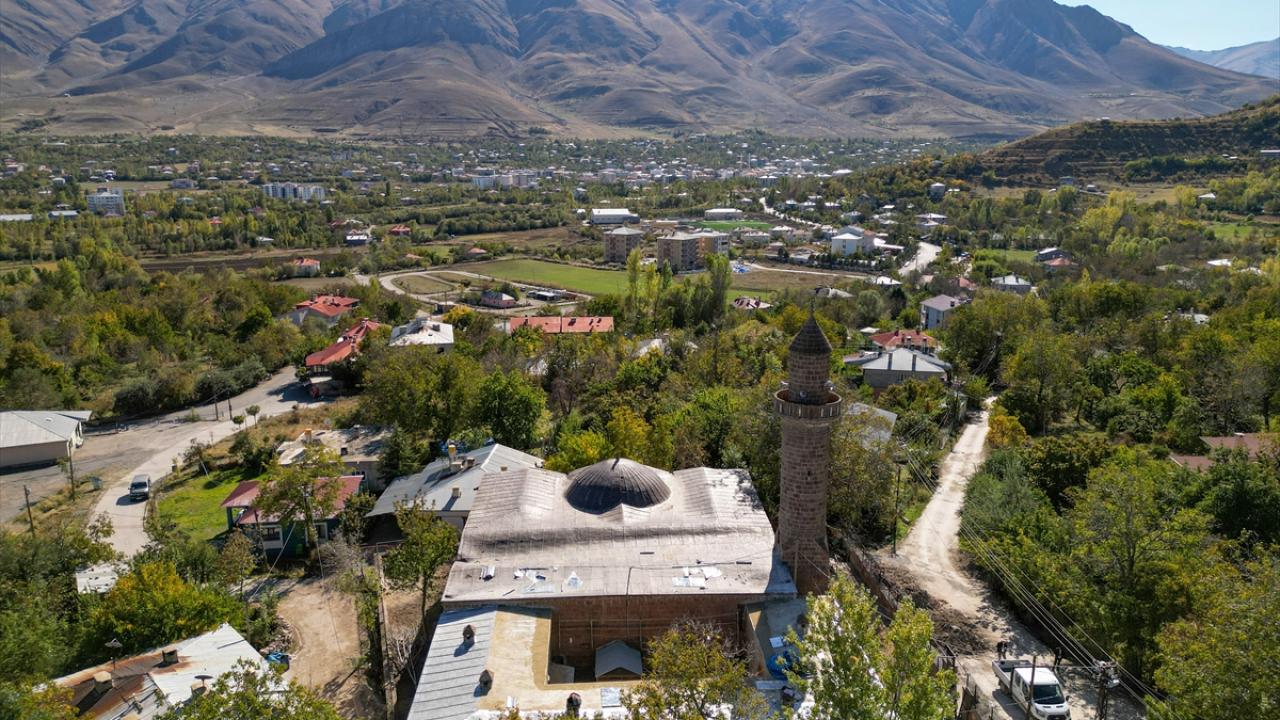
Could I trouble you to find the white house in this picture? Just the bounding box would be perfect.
[830,228,877,256]
[390,317,455,352]
[86,187,125,215]
[991,274,1033,295]
[846,348,952,389]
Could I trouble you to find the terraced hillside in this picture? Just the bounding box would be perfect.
[975,96,1280,183]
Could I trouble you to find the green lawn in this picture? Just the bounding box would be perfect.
[155,466,250,542]
[392,274,455,294]
[981,248,1038,263]
[696,220,772,231]
[465,259,629,296]
[1206,222,1279,240]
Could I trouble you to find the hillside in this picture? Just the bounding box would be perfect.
[973,95,1280,182]
[1,0,1274,139]
[1169,38,1280,80]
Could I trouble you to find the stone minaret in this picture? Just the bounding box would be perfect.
[775,312,842,595]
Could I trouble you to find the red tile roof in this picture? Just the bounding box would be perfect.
[292,258,321,267]
[507,316,615,334]
[305,319,384,368]
[223,476,363,525]
[388,224,411,235]
[869,329,938,351]
[294,295,360,318]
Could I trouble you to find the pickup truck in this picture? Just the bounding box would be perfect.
[992,659,1071,720]
[128,474,152,501]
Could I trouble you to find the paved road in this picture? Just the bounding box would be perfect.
[901,240,941,275]
[67,368,324,556]
[883,405,1142,720]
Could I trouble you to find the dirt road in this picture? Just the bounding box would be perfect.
[884,407,1142,720]
[276,577,382,719]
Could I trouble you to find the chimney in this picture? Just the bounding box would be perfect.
[340,446,349,456]
[462,624,476,646]
[451,486,462,499]
[93,671,113,694]
[161,647,179,665]
[478,669,493,692]
[304,428,313,442]
[189,681,206,698]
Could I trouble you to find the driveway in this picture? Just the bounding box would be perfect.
[68,368,325,556]
[882,407,1141,719]
[901,240,941,275]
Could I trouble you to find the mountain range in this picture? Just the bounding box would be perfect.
[1168,38,1280,81]
[1,0,1275,139]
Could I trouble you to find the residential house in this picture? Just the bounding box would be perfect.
[830,228,876,257]
[479,290,517,309]
[221,475,364,555]
[604,226,645,264]
[289,295,360,327]
[0,410,92,469]
[304,318,383,372]
[277,425,390,489]
[991,274,1033,295]
[289,257,321,277]
[921,294,963,330]
[390,317,455,351]
[928,182,947,200]
[52,624,275,720]
[1170,433,1274,472]
[388,224,412,237]
[732,296,772,311]
[845,348,952,389]
[366,443,542,537]
[1034,247,1070,264]
[344,230,371,246]
[868,329,938,354]
[507,316,615,334]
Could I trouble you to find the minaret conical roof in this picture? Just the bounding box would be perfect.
[789,313,832,355]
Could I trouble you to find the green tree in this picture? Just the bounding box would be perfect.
[216,531,256,600]
[383,503,459,616]
[1153,551,1279,720]
[253,447,346,554]
[1000,329,1080,434]
[475,370,546,449]
[0,682,78,720]
[606,407,652,462]
[360,347,481,441]
[623,621,767,720]
[81,561,243,661]
[545,430,610,472]
[789,575,954,720]
[156,661,341,720]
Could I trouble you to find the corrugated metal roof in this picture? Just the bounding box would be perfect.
[0,410,90,448]
[368,444,542,519]
[407,607,496,720]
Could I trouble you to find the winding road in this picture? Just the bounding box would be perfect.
[883,406,1141,720]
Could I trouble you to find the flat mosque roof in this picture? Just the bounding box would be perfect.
[443,460,795,603]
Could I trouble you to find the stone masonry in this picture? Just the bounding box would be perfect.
[775,313,842,595]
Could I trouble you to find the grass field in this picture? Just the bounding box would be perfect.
[392,274,455,294]
[464,257,867,298]
[465,259,629,295]
[696,220,772,231]
[156,466,247,542]
[1206,222,1280,240]
[980,249,1039,263]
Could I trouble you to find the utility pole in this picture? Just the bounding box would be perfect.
[24,486,35,538]
[1095,661,1116,720]
[1026,655,1037,720]
[892,466,901,556]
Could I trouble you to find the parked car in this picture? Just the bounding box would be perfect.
[993,659,1071,720]
[128,475,152,501]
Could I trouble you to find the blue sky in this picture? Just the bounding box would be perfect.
[1060,0,1279,50]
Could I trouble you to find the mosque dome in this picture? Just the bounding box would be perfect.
[564,458,672,513]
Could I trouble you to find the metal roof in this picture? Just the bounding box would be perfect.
[407,607,496,720]
[0,410,91,449]
[54,623,273,719]
[443,464,795,603]
[368,444,542,519]
[847,348,951,374]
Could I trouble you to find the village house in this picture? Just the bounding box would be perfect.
[1170,433,1274,472]
[991,274,1033,294]
[366,443,542,537]
[86,187,125,216]
[52,624,275,719]
[846,348,952,389]
[868,328,938,354]
[289,257,322,277]
[276,425,390,489]
[221,475,364,556]
[479,290,517,309]
[507,316,615,334]
[732,296,773,311]
[389,317,455,351]
[921,294,964,330]
[304,318,383,373]
[830,227,877,256]
[288,294,360,327]
[589,208,636,225]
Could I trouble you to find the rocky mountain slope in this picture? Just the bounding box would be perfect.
[2,0,1273,138]
[1168,38,1280,81]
